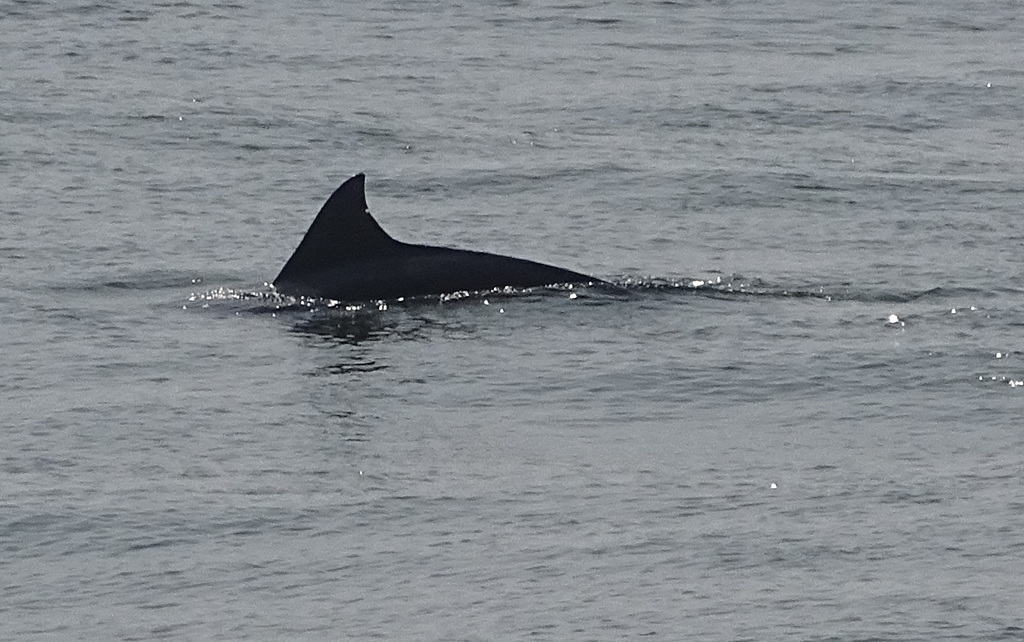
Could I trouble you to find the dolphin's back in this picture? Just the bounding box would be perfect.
[273,174,599,301]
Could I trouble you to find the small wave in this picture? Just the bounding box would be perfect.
[184,276,1007,323]
[187,281,615,313]
[975,374,1024,389]
[608,274,846,301]
[52,271,213,294]
[609,275,1003,304]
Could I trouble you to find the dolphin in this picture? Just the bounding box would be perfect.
[273,174,602,302]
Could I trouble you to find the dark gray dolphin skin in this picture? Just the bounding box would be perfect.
[273,174,602,301]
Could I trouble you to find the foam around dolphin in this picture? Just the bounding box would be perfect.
[273,174,602,302]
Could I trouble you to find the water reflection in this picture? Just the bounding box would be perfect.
[291,309,397,344]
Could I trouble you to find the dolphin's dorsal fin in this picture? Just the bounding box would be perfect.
[274,174,396,285]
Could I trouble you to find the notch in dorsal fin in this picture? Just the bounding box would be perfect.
[273,174,397,287]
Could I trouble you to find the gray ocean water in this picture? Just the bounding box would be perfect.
[4,0,1024,639]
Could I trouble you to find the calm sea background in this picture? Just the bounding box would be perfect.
[4,0,1024,640]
